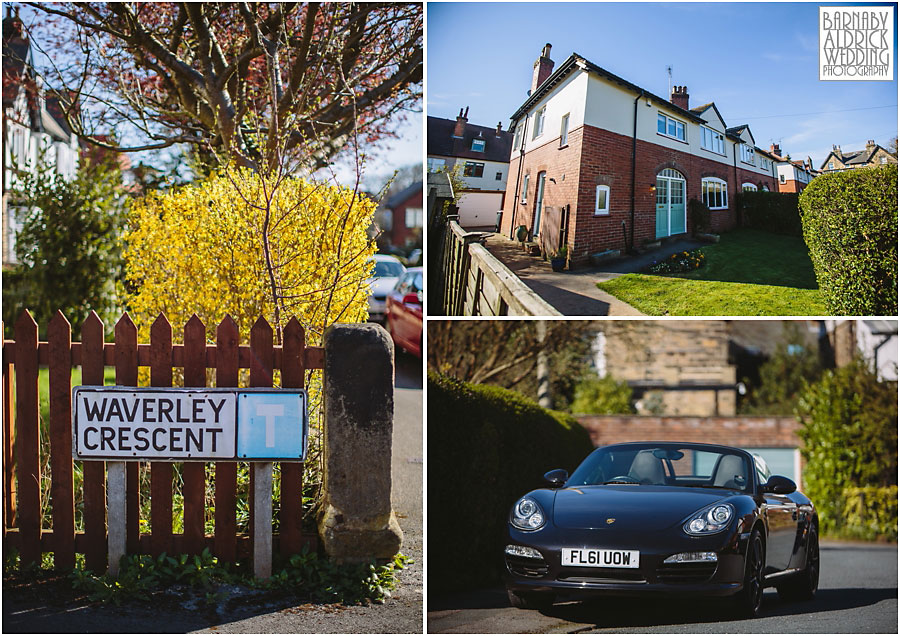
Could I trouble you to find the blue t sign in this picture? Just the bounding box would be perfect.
[237,392,307,460]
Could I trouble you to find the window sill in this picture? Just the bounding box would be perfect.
[594,211,610,216]
[559,143,569,150]
[657,132,689,145]
[700,148,727,157]
[708,206,728,211]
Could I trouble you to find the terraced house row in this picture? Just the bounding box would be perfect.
[499,44,799,266]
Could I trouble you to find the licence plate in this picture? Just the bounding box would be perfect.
[561,548,640,569]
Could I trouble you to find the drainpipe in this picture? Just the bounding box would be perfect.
[630,90,644,253]
[509,118,528,239]
[732,140,739,226]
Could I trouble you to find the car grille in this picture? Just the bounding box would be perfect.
[506,555,549,578]
[558,567,646,584]
[655,562,718,583]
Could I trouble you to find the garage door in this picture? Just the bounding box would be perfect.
[457,191,503,230]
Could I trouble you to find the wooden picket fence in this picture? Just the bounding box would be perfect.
[2,309,321,571]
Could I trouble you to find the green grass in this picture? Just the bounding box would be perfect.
[598,229,827,316]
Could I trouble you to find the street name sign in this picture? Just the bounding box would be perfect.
[73,386,307,461]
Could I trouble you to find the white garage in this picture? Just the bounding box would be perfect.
[457,191,504,230]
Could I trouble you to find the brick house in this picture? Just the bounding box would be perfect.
[500,44,779,266]
[762,144,817,193]
[819,141,898,172]
[381,181,423,250]
[427,109,513,230]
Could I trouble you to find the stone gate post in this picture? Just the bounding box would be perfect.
[318,323,403,561]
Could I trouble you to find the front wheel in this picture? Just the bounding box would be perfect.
[732,529,765,618]
[777,526,819,602]
[507,588,554,611]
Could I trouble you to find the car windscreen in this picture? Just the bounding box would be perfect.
[567,445,753,492]
[373,261,404,278]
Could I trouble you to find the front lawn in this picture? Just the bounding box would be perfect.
[598,229,827,315]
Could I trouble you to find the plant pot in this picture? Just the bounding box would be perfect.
[515,225,529,242]
[550,257,566,272]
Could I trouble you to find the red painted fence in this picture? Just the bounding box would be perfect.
[2,310,320,570]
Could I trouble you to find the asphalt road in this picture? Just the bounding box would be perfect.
[428,541,897,634]
[3,346,424,634]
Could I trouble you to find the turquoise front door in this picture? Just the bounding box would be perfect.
[655,178,668,239]
[655,169,686,238]
[670,179,686,234]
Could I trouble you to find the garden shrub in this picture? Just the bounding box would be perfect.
[569,376,635,415]
[738,191,802,235]
[428,372,594,593]
[795,357,898,538]
[124,166,376,343]
[688,198,711,235]
[842,486,898,541]
[799,164,898,315]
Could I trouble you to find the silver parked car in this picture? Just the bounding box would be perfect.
[367,254,406,323]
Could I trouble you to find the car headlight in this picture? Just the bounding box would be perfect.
[683,503,734,535]
[510,497,546,531]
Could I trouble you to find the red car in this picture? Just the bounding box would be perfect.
[385,267,422,357]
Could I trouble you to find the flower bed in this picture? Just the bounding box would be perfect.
[645,249,705,274]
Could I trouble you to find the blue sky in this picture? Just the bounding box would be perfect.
[427,2,898,167]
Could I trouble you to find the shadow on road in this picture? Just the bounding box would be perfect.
[394,348,422,390]
[540,587,899,629]
[429,584,898,630]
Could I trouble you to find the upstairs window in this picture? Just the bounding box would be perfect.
[880,156,888,164]
[427,157,445,173]
[780,174,786,184]
[740,144,756,165]
[702,177,728,210]
[828,162,834,170]
[520,174,530,203]
[495,172,503,181]
[533,107,546,139]
[405,207,423,229]
[560,113,570,146]
[657,113,686,142]
[471,138,485,152]
[700,126,725,154]
[513,123,524,149]
[463,161,484,178]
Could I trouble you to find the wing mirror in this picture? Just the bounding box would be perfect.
[544,468,568,488]
[762,475,797,495]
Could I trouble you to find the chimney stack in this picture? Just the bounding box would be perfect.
[770,143,782,157]
[531,43,554,94]
[452,106,468,138]
[833,144,842,159]
[866,139,876,152]
[670,85,689,110]
[496,121,502,136]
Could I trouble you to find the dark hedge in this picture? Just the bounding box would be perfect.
[799,164,898,315]
[738,191,802,235]
[427,372,594,594]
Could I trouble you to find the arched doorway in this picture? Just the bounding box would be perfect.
[655,168,686,238]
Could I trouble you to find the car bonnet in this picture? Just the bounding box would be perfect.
[551,485,734,531]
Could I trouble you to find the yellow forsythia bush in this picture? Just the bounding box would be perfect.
[123,167,376,345]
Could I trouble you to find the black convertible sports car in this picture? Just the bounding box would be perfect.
[505,441,819,618]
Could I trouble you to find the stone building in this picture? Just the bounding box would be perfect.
[594,321,737,416]
[819,141,897,172]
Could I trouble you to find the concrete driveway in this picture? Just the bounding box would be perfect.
[484,233,705,316]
